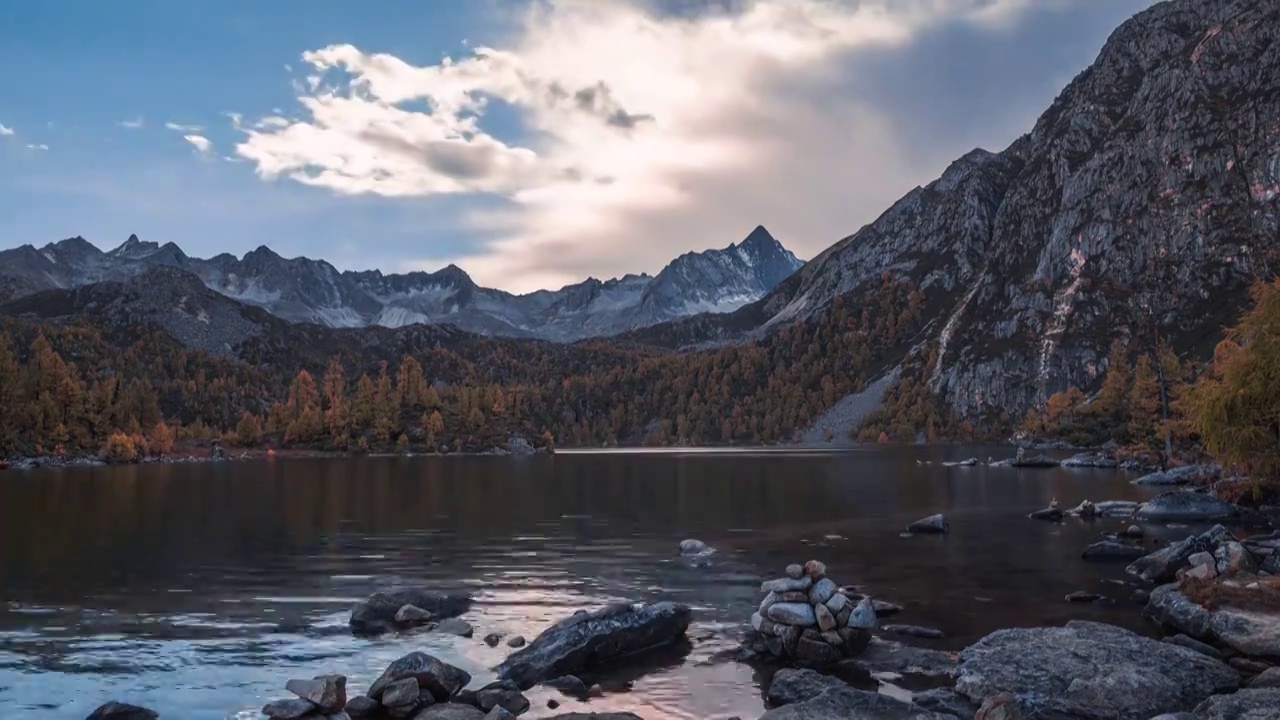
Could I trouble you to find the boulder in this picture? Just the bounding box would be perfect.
[907,514,949,535]
[433,618,474,638]
[368,652,471,702]
[955,620,1239,720]
[766,668,846,706]
[494,601,691,689]
[768,602,817,627]
[1135,492,1239,523]
[381,678,422,714]
[1144,583,1280,658]
[847,597,877,629]
[263,698,318,719]
[350,587,471,635]
[1134,464,1221,486]
[759,686,951,719]
[86,703,159,720]
[1127,537,1198,583]
[882,624,944,639]
[808,578,837,605]
[345,696,379,718]
[286,675,347,713]
[1192,688,1280,720]
[678,539,710,555]
[1215,542,1258,575]
[1082,540,1147,561]
[542,676,588,698]
[1250,667,1280,689]
[395,605,434,626]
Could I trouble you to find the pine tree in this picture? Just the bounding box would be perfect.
[396,355,428,413]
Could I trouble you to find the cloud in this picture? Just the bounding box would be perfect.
[165,121,203,132]
[183,134,214,155]
[119,117,145,129]
[0,124,14,136]
[234,0,1126,292]
[27,143,49,151]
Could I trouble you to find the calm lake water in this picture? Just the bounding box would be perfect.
[0,448,1167,719]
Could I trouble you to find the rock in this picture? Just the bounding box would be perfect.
[814,604,837,632]
[785,564,804,579]
[759,591,779,612]
[1250,667,1280,689]
[434,618,474,638]
[808,578,837,605]
[483,707,515,720]
[1189,551,1216,567]
[1193,688,1280,720]
[494,601,692,689]
[907,514,949,534]
[287,675,347,713]
[882,624,944,639]
[350,587,471,635]
[778,591,808,602]
[820,630,843,646]
[778,624,802,656]
[1065,591,1103,603]
[678,539,709,555]
[751,611,778,635]
[1127,537,1198,583]
[344,696,379,718]
[1230,657,1272,677]
[1071,500,1099,518]
[794,635,843,666]
[825,592,848,614]
[1095,500,1141,518]
[1215,541,1258,575]
[1011,455,1059,468]
[476,686,529,716]
[1145,584,1280,658]
[484,633,503,647]
[842,637,956,678]
[911,688,979,718]
[395,605,434,626]
[768,602,817,627]
[1062,453,1118,469]
[765,668,846,706]
[1082,540,1146,561]
[586,684,604,698]
[761,577,813,593]
[1028,506,1063,521]
[1133,588,1150,603]
[546,699,559,709]
[759,686,949,720]
[1181,563,1218,582]
[412,706,486,720]
[1121,525,1144,539]
[1136,491,1239,523]
[847,597,876,629]
[1161,634,1222,658]
[975,693,1023,720]
[368,652,472,702]
[870,599,904,616]
[542,676,588,698]
[1134,465,1221,486]
[86,703,158,720]
[382,677,422,712]
[837,627,871,654]
[803,560,827,579]
[451,690,480,707]
[955,620,1239,720]
[504,634,526,649]
[263,698,318,720]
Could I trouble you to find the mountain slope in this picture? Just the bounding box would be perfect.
[0,227,803,341]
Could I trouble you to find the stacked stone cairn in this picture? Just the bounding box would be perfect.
[743,560,876,667]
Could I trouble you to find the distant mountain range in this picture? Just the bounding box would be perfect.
[0,226,803,341]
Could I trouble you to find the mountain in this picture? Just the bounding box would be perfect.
[636,0,1280,425]
[0,226,803,341]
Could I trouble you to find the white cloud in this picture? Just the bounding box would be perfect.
[27,143,49,151]
[183,134,214,155]
[234,0,1056,292]
[165,121,203,132]
[0,124,14,136]
[119,116,145,129]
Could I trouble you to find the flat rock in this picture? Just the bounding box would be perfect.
[759,686,950,720]
[1094,500,1142,518]
[843,637,956,678]
[882,624,944,639]
[955,620,1239,720]
[85,703,159,720]
[350,587,471,635]
[1127,537,1198,583]
[368,652,471,702]
[433,618,474,638]
[1134,465,1220,486]
[1011,455,1059,468]
[1136,491,1239,523]
[762,577,813,593]
[767,602,817,627]
[907,514,949,535]
[286,675,347,713]
[911,688,979,718]
[765,668,846,706]
[1082,540,1146,561]
[1192,688,1280,720]
[1062,453,1118,469]
[263,698,318,720]
[1145,584,1280,658]
[494,601,691,689]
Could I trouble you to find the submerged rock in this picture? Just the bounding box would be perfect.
[881,624,944,639]
[907,514,949,535]
[1135,491,1239,523]
[1011,455,1059,468]
[842,637,956,679]
[1082,540,1147,561]
[1144,584,1280,658]
[85,703,159,720]
[1028,506,1064,522]
[350,587,471,635]
[955,620,1238,720]
[494,601,691,689]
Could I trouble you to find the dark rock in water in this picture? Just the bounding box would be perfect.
[765,668,846,706]
[1127,536,1198,583]
[1161,634,1222,659]
[433,618,474,638]
[793,635,843,666]
[1193,688,1280,720]
[450,689,480,707]
[395,604,434,626]
[907,514,948,535]
[476,685,530,716]
[955,620,1238,720]
[262,698,318,719]
[678,538,710,555]
[1064,591,1103,603]
[882,624,944,639]
[1134,464,1221,487]
[1144,584,1280,658]
[381,677,421,714]
[344,696,379,718]
[1062,453,1118,469]
[759,686,949,719]
[413,706,486,719]
[844,637,956,678]
[586,684,604,698]
[1135,492,1239,523]
[494,601,691,689]
[546,699,560,710]
[350,587,471,635]
[86,703,159,720]
[869,599,904,617]
[1011,455,1059,468]
[484,633,503,647]
[911,688,979,718]
[368,652,471,702]
[1119,525,1144,539]
[1028,506,1063,522]
[506,635,526,648]
[1082,540,1146,561]
[285,675,347,713]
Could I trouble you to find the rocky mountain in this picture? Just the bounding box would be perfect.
[0,227,802,342]
[639,0,1280,425]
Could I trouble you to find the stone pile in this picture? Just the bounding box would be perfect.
[742,560,876,667]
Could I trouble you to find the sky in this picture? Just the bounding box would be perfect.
[0,0,1154,293]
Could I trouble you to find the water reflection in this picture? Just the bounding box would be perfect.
[0,448,1156,719]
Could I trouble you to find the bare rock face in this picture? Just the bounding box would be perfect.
[955,620,1238,720]
[494,601,692,689]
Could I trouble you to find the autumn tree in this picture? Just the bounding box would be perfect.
[422,410,444,448]
[374,362,395,445]
[396,355,428,414]
[236,411,262,446]
[148,419,175,455]
[0,335,17,452]
[323,356,350,446]
[1129,354,1162,451]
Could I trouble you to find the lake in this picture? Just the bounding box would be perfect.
[0,448,1165,719]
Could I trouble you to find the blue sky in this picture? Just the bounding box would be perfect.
[0,0,1153,292]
